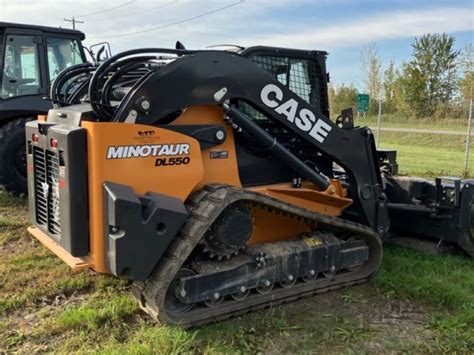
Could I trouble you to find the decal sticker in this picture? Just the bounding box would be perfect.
[155,157,191,166]
[260,83,332,143]
[106,144,190,160]
[138,130,155,137]
[304,237,323,247]
[210,150,229,159]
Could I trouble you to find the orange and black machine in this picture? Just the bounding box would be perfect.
[26,46,473,326]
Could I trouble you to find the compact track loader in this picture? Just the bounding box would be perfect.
[26,46,474,327]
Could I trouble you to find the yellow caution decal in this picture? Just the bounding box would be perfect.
[304,236,323,247]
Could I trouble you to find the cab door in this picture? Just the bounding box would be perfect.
[1,30,47,99]
[44,34,86,85]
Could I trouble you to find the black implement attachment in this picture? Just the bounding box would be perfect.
[385,176,474,256]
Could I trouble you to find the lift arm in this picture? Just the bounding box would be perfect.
[112,51,390,238]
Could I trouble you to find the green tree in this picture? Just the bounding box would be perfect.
[459,71,474,100]
[383,60,398,113]
[398,33,460,116]
[360,42,382,114]
[458,44,473,100]
[328,83,358,117]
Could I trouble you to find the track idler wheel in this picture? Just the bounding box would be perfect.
[164,268,196,314]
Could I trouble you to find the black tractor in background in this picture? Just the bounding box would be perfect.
[0,22,94,194]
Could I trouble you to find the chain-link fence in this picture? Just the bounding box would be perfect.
[352,99,473,178]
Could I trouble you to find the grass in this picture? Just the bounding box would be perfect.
[374,245,473,309]
[97,326,198,354]
[357,114,471,132]
[374,130,472,178]
[0,190,26,206]
[374,245,474,352]
[354,114,474,177]
[54,293,138,331]
[0,191,28,245]
[383,141,472,178]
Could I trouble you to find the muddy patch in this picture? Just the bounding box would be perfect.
[258,284,436,353]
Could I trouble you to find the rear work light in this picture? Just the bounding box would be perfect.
[50,138,59,148]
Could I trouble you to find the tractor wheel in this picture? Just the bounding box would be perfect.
[0,118,30,195]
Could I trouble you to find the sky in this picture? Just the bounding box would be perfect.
[0,0,472,89]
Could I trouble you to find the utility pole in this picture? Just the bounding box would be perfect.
[63,16,84,30]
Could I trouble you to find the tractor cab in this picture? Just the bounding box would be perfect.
[0,22,89,194]
[0,22,87,101]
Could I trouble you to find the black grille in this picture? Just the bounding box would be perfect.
[33,147,47,225]
[33,146,61,236]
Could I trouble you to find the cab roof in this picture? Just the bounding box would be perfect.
[0,21,85,40]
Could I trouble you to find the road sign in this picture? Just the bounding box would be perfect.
[357,94,369,113]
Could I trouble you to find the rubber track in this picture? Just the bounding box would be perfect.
[132,185,383,328]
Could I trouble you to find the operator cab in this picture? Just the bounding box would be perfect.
[0,22,88,195]
[0,22,87,100]
[235,46,332,186]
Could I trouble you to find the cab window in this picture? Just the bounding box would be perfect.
[46,37,83,82]
[239,55,320,122]
[289,60,312,104]
[1,35,42,99]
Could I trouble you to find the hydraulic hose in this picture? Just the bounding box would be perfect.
[50,63,94,106]
[88,47,221,119]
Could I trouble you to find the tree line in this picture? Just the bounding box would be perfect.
[328,34,473,118]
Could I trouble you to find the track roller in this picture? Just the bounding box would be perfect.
[204,293,225,307]
[279,274,297,288]
[301,269,318,282]
[256,280,274,294]
[231,286,251,301]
